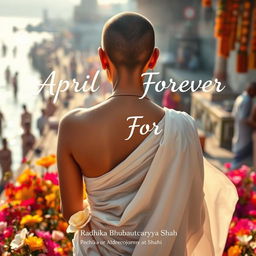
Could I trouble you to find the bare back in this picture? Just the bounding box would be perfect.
[61,97,165,178]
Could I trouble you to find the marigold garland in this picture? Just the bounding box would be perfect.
[202,0,212,8]
[202,0,256,73]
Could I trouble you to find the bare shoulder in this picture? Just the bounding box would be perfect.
[58,104,105,136]
[59,108,88,134]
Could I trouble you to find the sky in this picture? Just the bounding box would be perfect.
[0,0,129,18]
[68,0,128,4]
[98,0,128,4]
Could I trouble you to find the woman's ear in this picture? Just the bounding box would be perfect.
[98,47,109,70]
[148,48,160,70]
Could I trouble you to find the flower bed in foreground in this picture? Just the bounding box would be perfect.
[0,156,73,256]
[224,164,256,256]
[0,156,256,255]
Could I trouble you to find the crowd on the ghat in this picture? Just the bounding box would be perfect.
[0,39,113,191]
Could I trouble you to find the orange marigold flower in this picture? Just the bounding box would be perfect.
[25,236,44,251]
[36,155,56,168]
[57,221,68,232]
[228,245,242,256]
[15,187,35,201]
[35,209,43,216]
[17,169,38,184]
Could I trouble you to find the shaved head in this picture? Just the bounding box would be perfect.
[102,12,155,70]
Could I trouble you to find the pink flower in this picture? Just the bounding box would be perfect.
[43,172,59,185]
[21,198,36,207]
[52,230,64,241]
[249,210,256,217]
[239,165,250,174]
[250,172,256,185]
[36,230,51,240]
[230,218,256,236]
[44,239,59,255]
[3,227,13,238]
[250,191,256,205]
[226,167,251,187]
[230,175,243,186]
[224,162,232,169]
[0,221,7,232]
[21,157,27,164]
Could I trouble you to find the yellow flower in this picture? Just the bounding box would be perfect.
[20,215,43,226]
[10,200,21,206]
[51,185,59,193]
[45,193,56,205]
[0,203,8,211]
[17,169,37,184]
[25,236,44,251]
[228,245,242,256]
[55,247,64,254]
[36,155,56,168]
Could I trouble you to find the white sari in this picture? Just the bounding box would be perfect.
[72,108,238,256]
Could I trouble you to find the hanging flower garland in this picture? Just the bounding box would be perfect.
[237,0,253,73]
[229,0,240,51]
[202,0,256,73]
[214,0,233,58]
[250,4,256,69]
[202,0,212,8]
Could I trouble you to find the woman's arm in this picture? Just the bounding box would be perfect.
[57,116,84,221]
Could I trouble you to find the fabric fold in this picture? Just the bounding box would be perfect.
[72,108,238,256]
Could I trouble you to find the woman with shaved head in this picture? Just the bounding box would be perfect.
[57,12,238,256]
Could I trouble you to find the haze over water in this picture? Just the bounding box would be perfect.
[0,16,52,172]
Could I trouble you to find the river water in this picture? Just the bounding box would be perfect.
[0,16,53,172]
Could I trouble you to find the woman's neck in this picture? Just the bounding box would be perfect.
[111,68,145,95]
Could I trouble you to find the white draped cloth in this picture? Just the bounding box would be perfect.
[72,108,238,256]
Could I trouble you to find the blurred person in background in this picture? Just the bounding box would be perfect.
[0,138,12,185]
[162,88,181,110]
[39,75,46,102]
[63,90,73,109]
[0,110,4,137]
[231,82,256,169]
[21,122,35,158]
[244,87,256,168]
[12,46,17,58]
[12,71,19,100]
[37,109,48,136]
[2,42,7,57]
[5,66,11,85]
[45,96,57,117]
[188,52,199,71]
[21,104,32,129]
[70,55,77,80]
